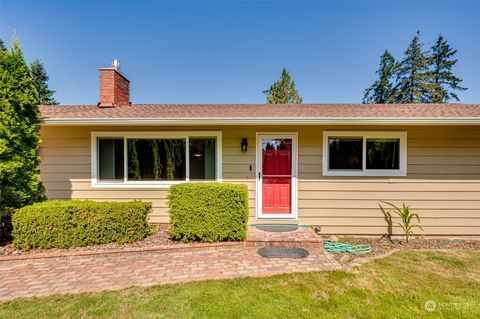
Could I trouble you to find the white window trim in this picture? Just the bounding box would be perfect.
[322,131,407,177]
[91,131,222,189]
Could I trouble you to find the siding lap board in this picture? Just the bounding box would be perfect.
[39,125,480,235]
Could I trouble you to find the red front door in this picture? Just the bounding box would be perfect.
[261,138,292,214]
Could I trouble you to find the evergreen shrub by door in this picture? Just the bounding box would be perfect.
[168,183,249,242]
[12,200,153,250]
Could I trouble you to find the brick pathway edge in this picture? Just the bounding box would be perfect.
[0,241,242,262]
[0,245,340,302]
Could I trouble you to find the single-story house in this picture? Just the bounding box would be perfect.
[39,66,480,236]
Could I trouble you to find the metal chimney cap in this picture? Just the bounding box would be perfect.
[112,58,121,70]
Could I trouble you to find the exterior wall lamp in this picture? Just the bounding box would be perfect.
[241,138,248,152]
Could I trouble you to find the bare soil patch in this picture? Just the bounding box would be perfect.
[327,235,480,265]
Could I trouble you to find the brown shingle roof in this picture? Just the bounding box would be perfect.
[40,103,480,124]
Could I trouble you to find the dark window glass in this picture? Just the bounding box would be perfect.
[366,139,400,170]
[189,138,216,180]
[328,137,363,170]
[98,138,124,180]
[127,139,186,181]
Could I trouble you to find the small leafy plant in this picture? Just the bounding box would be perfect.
[379,201,423,243]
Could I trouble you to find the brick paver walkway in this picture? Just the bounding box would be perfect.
[247,225,323,247]
[0,245,340,301]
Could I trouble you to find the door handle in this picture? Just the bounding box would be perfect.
[258,172,261,180]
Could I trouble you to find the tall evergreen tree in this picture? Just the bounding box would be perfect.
[394,31,432,103]
[30,58,58,105]
[429,35,466,102]
[0,38,46,241]
[263,68,302,104]
[363,50,397,104]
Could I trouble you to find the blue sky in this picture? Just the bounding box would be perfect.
[0,0,478,104]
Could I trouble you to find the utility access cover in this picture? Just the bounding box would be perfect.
[257,247,309,259]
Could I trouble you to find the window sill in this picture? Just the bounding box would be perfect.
[322,170,406,177]
[91,179,222,189]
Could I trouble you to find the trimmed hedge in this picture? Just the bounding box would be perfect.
[12,200,153,250]
[169,183,249,243]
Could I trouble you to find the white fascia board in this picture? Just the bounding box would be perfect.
[41,117,480,126]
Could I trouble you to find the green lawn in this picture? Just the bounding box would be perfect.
[1,250,479,318]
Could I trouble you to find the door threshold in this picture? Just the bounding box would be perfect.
[251,220,301,225]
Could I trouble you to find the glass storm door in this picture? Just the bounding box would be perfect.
[257,135,297,219]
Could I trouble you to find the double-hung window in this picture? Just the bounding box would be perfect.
[323,131,407,176]
[92,131,222,188]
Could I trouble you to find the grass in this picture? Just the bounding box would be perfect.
[1,250,479,318]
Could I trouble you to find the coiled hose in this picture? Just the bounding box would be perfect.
[324,239,466,255]
[323,239,372,254]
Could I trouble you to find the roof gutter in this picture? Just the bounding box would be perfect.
[41,117,480,126]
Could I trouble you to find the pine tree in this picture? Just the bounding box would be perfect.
[429,35,466,103]
[363,50,397,104]
[30,58,58,105]
[263,68,303,104]
[394,31,432,103]
[0,38,46,241]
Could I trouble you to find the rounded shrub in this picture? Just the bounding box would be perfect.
[12,200,153,250]
[168,183,249,243]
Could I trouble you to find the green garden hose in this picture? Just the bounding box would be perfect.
[323,240,372,254]
[324,238,466,255]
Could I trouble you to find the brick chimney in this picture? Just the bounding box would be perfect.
[98,59,131,107]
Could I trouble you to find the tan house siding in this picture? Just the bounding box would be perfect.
[39,125,480,236]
